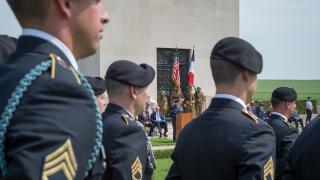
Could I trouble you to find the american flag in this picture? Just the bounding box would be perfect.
[172,52,180,87]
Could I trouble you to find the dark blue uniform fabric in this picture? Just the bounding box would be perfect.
[265,114,298,180]
[166,98,276,180]
[0,36,103,179]
[102,103,148,180]
[283,115,320,180]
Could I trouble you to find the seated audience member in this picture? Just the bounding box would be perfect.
[86,76,107,113]
[266,105,273,119]
[256,102,266,120]
[138,107,156,136]
[151,106,168,137]
[248,101,256,115]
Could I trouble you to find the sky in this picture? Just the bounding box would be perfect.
[1,1,319,80]
[0,1,21,37]
[240,0,320,79]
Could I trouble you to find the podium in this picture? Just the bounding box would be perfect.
[176,112,193,139]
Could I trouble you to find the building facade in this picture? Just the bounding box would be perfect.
[79,0,239,102]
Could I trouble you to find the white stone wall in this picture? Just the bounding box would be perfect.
[84,0,239,101]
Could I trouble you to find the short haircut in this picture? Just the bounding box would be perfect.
[7,0,50,25]
[105,79,128,97]
[210,59,242,86]
[271,99,285,109]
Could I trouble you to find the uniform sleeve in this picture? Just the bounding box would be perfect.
[4,70,97,180]
[238,125,276,180]
[277,130,298,176]
[166,147,181,180]
[108,125,147,180]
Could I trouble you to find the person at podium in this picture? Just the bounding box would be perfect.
[170,100,184,141]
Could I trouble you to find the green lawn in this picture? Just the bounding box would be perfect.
[151,138,176,146]
[154,158,172,180]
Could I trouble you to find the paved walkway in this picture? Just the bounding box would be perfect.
[153,145,175,150]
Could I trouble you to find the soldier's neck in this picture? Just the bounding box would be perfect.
[216,87,247,104]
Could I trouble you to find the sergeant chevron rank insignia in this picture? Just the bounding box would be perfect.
[131,156,143,180]
[264,156,274,180]
[42,138,78,180]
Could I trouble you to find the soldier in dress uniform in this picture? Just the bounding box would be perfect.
[0,1,109,179]
[157,90,168,117]
[166,37,276,180]
[0,35,17,63]
[86,76,107,113]
[265,87,298,180]
[183,85,195,113]
[194,86,205,116]
[171,86,184,107]
[103,60,156,180]
[283,112,320,178]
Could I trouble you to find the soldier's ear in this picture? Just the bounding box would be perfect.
[55,0,72,18]
[241,70,250,82]
[129,86,138,100]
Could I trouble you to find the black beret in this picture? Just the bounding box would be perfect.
[85,76,106,96]
[271,87,297,102]
[210,37,263,74]
[105,60,155,87]
[0,35,17,61]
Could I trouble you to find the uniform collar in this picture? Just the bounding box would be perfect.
[106,103,135,121]
[271,112,288,122]
[22,28,78,70]
[214,94,246,109]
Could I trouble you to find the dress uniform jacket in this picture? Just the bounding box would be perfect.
[166,97,276,180]
[283,115,320,180]
[265,114,298,179]
[102,103,149,180]
[0,35,103,179]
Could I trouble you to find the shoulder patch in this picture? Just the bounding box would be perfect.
[50,53,81,85]
[242,109,259,124]
[121,114,129,125]
[131,156,143,180]
[42,138,78,180]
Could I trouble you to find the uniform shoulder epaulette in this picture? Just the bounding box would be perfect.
[121,114,129,125]
[284,121,296,129]
[242,109,259,124]
[49,53,81,85]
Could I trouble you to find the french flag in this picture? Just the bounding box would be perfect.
[188,49,195,86]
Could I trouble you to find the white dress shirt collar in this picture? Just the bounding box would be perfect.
[271,112,288,122]
[22,28,78,70]
[214,94,247,109]
[124,109,135,121]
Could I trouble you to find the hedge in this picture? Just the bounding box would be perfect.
[253,100,317,114]
[154,149,174,159]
